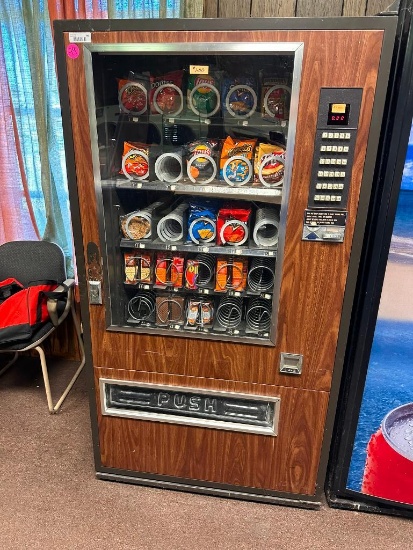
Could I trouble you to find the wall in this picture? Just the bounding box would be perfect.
[204,0,392,18]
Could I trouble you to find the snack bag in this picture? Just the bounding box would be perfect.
[187,73,221,118]
[120,211,151,240]
[155,253,184,288]
[156,295,185,326]
[185,259,199,290]
[118,75,149,115]
[215,258,248,292]
[260,74,291,122]
[216,205,251,246]
[219,136,256,185]
[150,70,184,115]
[186,298,214,328]
[186,198,219,244]
[221,76,257,117]
[124,252,152,284]
[254,143,285,187]
[185,139,219,184]
[120,141,150,180]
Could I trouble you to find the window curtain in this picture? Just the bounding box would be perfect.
[0,0,204,276]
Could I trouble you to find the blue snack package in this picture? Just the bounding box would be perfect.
[221,76,257,117]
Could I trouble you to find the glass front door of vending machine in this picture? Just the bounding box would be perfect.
[55,17,396,507]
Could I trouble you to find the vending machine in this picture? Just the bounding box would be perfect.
[54,16,396,507]
[327,2,413,517]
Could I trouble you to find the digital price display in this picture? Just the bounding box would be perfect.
[327,103,350,126]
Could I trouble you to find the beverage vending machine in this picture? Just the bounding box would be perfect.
[54,16,396,507]
[327,1,413,517]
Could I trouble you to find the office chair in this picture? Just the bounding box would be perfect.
[0,240,85,413]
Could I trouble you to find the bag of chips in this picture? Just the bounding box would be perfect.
[187,73,221,118]
[221,76,257,117]
[120,141,150,180]
[150,70,184,115]
[219,136,256,185]
[254,143,285,187]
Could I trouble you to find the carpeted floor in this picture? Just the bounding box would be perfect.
[1,356,412,550]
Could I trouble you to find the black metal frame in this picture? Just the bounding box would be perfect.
[326,0,413,517]
[54,15,397,508]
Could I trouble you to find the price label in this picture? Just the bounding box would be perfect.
[268,251,275,256]
[171,246,177,251]
[139,243,146,249]
[69,32,91,43]
[190,65,209,75]
[235,249,243,255]
[170,185,176,191]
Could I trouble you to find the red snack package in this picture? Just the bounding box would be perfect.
[150,70,184,115]
[216,205,251,246]
[120,141,150,180]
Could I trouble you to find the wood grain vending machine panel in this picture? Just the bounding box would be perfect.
[55,18,396,507]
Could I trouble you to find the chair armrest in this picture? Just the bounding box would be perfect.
[46,281,74,326]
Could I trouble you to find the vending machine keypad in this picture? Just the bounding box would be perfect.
[303,88,362,242]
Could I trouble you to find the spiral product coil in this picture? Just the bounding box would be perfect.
[194,254,215,287]
[127,291,156,322]
[154,152,183,183]
[252,207,280,247]
[216,296,243,329]
[245,297,272,332]
[157,203,188,242]
[247,257,276,292]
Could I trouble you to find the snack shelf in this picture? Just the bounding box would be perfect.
[120,238,278,257]
[120,320,270,342]
[123,282,273,299]
[110,178,283,202]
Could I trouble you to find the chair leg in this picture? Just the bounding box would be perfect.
[36,346,54,413]
[0,352,19,376]
[35,302,86,414]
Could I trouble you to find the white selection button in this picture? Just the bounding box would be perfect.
[332,146,338,152]
[318,171,324,177]
[320,145,326,151]
[319,158,325,164]
[326,146,332,152]
[322,183,328,189]
[330,159,336,164]
[345,133,351,139]
[340,171,346,177]
[334,133,339,139]
[338,183,344,190]
[322,132,328,139]
[342,159,348,165]
[343,146,349,152]
[336,158,342,165]
[316,183,322,189]
[339,133,345,139]
[338,146,344,152]
[328,133,334,139]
